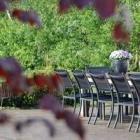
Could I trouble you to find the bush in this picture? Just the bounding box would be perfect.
[1,0,140,108]
[3,88,47,108]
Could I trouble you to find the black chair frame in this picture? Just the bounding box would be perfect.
[129,76,140,132]
[54,70,78,113]
[110,73,136,131]
[73,70,97,122]
[90,73,115,127]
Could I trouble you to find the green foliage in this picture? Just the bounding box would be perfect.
[1,0,140,108]
[3,89,47,108]
[0,0,116,73]
[0,0,140,71]
[0,0,140,73]
[0,0,140,72]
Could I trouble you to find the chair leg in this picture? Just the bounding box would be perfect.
[107,103,114,128]
[113,105,120,129]
[128,105,135,132]
[135,117,140,133]
[78,99,82,117]
[88,101,94,124]
[99,103,102,119]
[0,98,3,109]
[102,103,105,120]
[93,102,100,125]
[120,105,123,124]
[73,99,76,113]
[62,97,64,109]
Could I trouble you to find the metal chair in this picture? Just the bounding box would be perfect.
[72,70,97,123]
[86,66,110,74]
[109,73,137,131]
[54,70,79,113]
[128,72,140,77]
[129,75,140,132]
[89,73,115,127]
[0,83,13,108]
[86,66,111,120]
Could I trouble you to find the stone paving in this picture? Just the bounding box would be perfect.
[0,109,140,140]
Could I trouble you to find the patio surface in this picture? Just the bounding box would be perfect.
[0,109,140,140]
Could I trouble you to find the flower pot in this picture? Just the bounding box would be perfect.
[111,60,128,73]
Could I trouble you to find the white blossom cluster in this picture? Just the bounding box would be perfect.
[109,50,132,60]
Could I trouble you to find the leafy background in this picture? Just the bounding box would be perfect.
[1,0,140,107]
[1,0,140,73]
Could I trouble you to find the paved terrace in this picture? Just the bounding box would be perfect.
[0,109,140,140]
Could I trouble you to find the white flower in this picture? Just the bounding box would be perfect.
[109,50,132,60]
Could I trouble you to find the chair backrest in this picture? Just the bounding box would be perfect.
[109,73,131,94]
[128,72,140,77]
[54,70,73,89]
[72,70,91,90]
[86,66,110,74]
[0,83,13,98]
[90,73,112,93]
[129,76,140,101]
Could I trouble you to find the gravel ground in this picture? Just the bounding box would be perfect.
[0,109,140,140]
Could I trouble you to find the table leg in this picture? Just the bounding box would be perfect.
[80,89,90,117]
[80,100,90,117]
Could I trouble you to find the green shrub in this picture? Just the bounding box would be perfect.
[1,0,140,108]
[3,88,47,108]
[1,0,140,72]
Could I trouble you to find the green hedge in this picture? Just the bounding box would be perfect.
[0,0,140,72]
[3,89,47,108]
[1,0,140,107]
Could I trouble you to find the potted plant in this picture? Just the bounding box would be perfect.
[109,50,132,73]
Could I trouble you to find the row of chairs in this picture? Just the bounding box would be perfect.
[55,69,140,133]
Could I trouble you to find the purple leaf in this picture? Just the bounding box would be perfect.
[73,0,91,9]
[39,94,62,116]
[63,110,85,140]
[94,0,116,19]
[58,0,72,13]
[12,9,42,27]
[0,0,8,12]
[15,118,56,137]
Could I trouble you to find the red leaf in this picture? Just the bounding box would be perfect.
[112,23,129,43]
[12,9,42,27]
[0,0,7,12]
[0,57,22,78]
[0,113,10,124]
[0,57,32,95]
[42,119,56,137]
[33,73,62,93]
[26,77,34,87]
[49,73,63,92]
[63,110,85,139]
[58,0,72,14]
[39,94,62,117]
[94,0,116,19]
[15,118,56,137]
[73,0,91,9]
[40,95,85,139]
[34,74,48,88]
[6,75,31,95]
